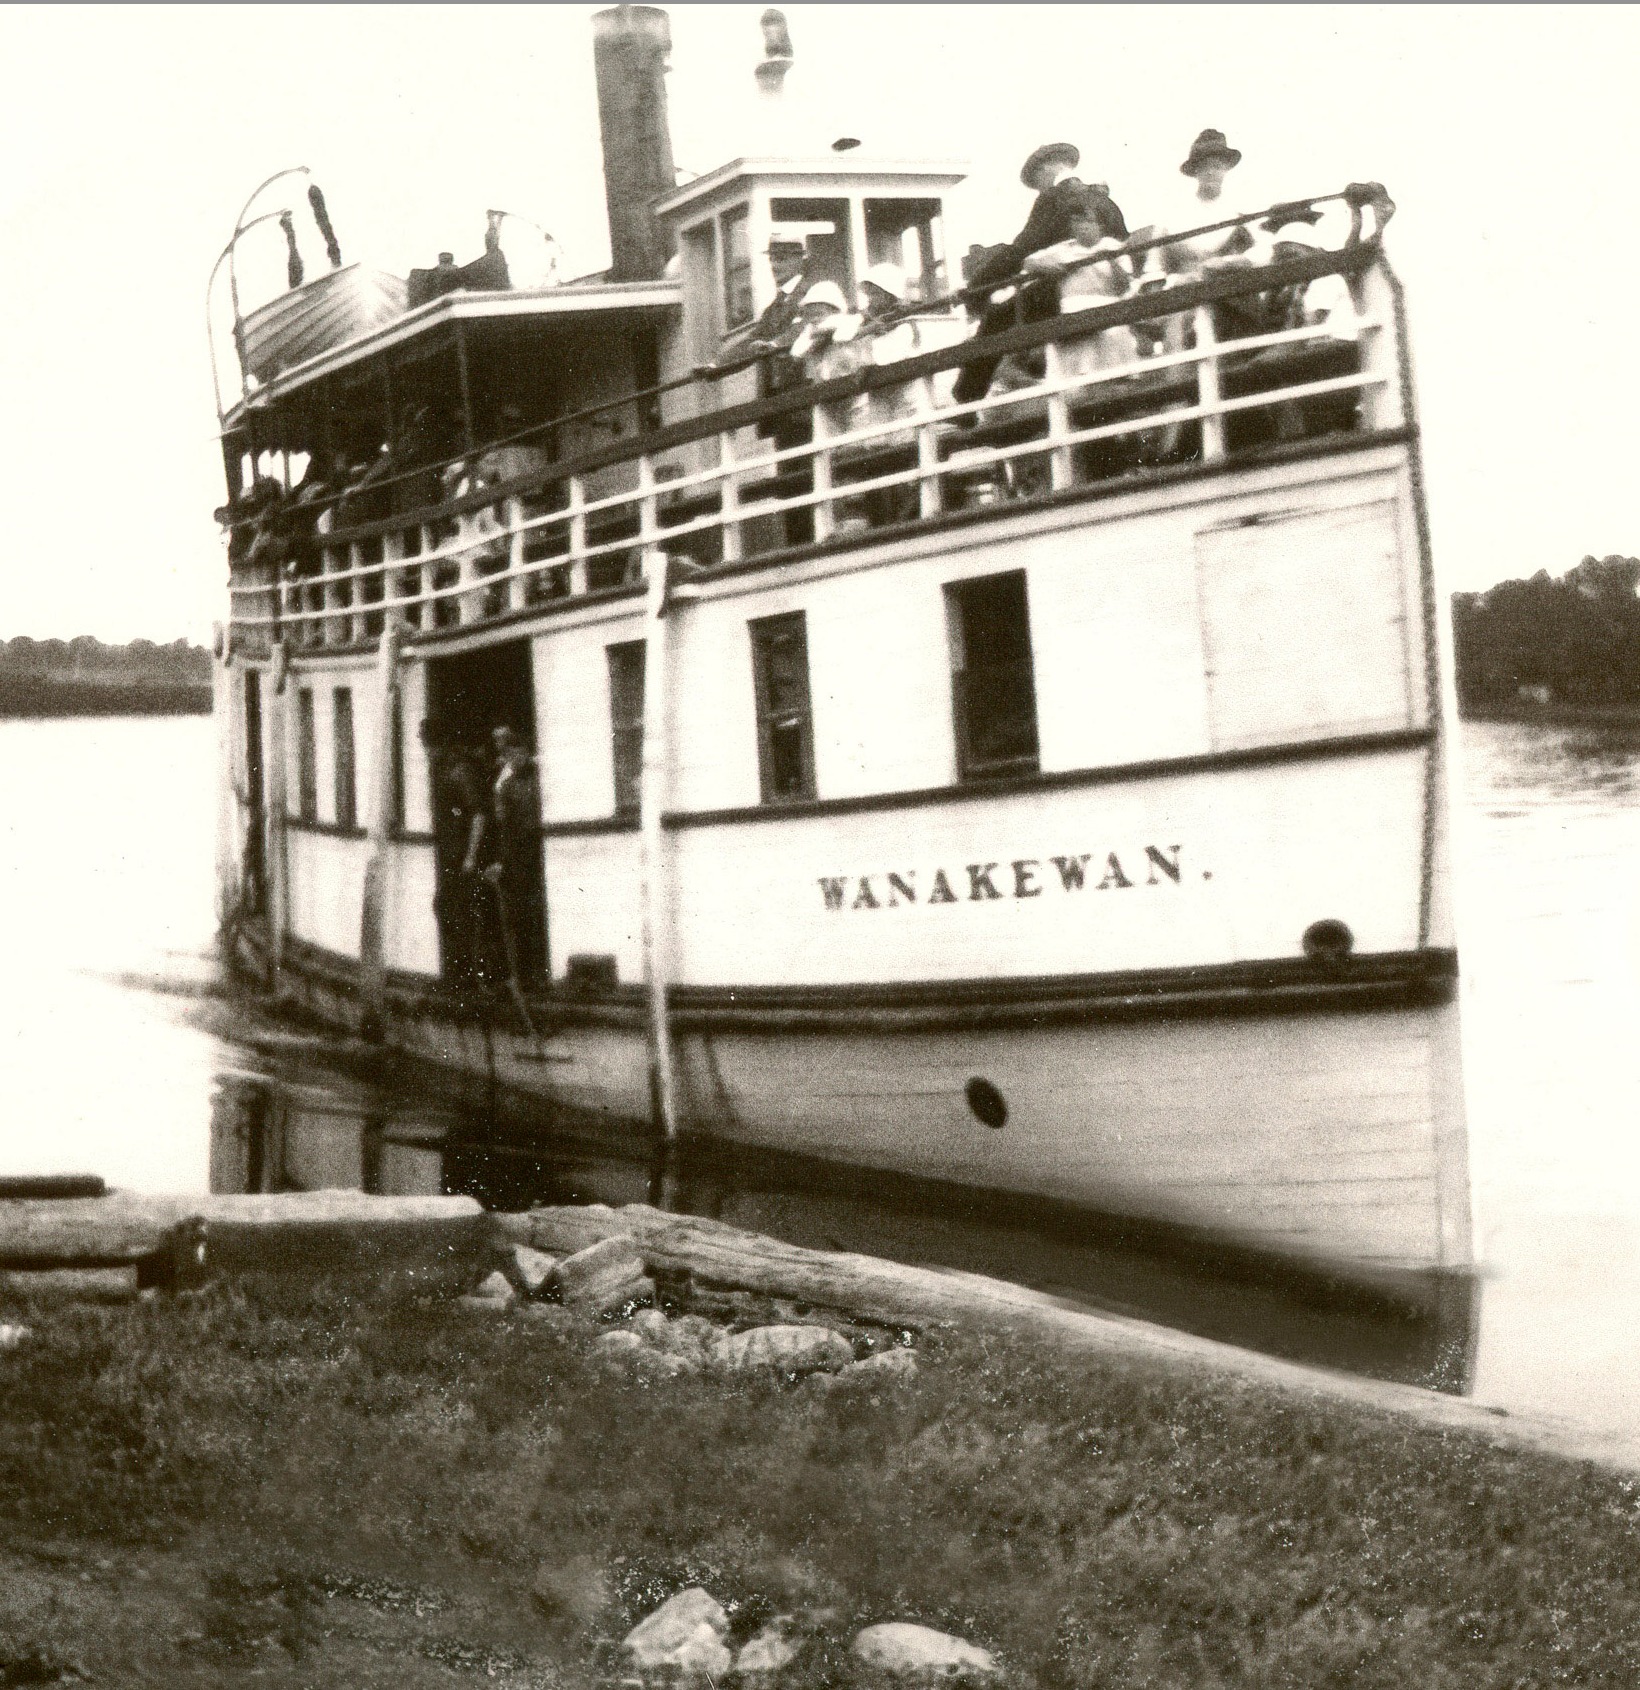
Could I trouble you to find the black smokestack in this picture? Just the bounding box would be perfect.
[592,5,677,282]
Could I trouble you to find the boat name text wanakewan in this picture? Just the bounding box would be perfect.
[818,847,1197,912]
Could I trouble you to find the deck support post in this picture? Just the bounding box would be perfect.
[265,640,291,982]
[638,546,680,1149]
[357,620,402,1039]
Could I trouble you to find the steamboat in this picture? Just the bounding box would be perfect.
[211,7,1472,1364]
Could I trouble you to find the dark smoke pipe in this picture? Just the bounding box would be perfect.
[592,5,677,282]
[308,183,343,269]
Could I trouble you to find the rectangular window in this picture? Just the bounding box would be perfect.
[295,687,318,822]
[390,687,405,832]
[750,612,816,803]
[947,571,1040,780]
[769,196,853,296]
[721,203,754,329]
[332,687,357,829]
[863,198,947,303]
[607,640,646,816]
[681,219,722,364]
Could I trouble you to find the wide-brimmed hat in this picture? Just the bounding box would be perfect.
[1180,128,1242,176]
[766,225,808,255]
[859,262,908,301]
[1020,142,1079,189]
[799,280,848,313]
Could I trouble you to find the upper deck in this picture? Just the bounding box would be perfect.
[219,202,1413,661]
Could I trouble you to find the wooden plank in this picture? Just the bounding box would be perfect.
[0,1192,483,1265]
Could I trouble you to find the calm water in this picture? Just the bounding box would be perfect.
[3,714,1639,1450]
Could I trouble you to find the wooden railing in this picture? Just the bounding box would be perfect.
[226,243,1404,652]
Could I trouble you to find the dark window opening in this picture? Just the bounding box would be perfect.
[947,571,1040,780]
[722,203,754,329]
[751,612,816,803]
[769,196,853,296]
[863,198,947,303]
[332,687,357,829]
[295,687,319,821]
[607,640,646,816]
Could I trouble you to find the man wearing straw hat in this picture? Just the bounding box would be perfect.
[953,143,1129,407]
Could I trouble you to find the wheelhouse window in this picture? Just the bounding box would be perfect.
[864,198,947,303]
[947,571,1040,780]
[607,640,646,816]
[722,203,754,329]
[750,612,816,803]
[680,219,722,364]
[769,197,852,295]
[295,687,319,822]
[332,687,357,829]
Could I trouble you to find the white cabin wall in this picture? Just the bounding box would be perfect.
[545,832,644,982]
[534,615,644,823]
[384,841,440,976]
[288,831,367,957]
[400,661,432,834]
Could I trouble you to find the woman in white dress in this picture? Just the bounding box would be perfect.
[1021,197,1139,379]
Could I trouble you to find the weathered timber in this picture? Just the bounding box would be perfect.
[519,1204,1561,1458]
[0,1175,106,1200]
[0,1191,484,1267]
[0,1267,138,1300]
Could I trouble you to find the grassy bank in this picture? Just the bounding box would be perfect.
[2,1267,1636,1688]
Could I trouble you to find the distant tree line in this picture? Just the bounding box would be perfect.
[1451,555,1640,716]
[0,636,211,717]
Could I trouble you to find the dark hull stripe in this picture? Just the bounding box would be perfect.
[252,925,1455,1034]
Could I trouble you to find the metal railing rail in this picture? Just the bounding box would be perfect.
[226,244,1398,646]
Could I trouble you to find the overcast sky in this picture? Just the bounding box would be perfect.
[0,2,1634,638]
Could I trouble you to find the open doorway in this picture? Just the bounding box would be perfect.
[424,639,547,993]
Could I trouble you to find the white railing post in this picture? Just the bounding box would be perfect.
[810,402,833,543]
[1043,339,1074,491]
[718,431,741,564]
[567,474,588,595]
[455,516,481,624]
[1195,303,1226,463]
[916,419,943,520]
[505,495,527,611]
[637,452,657,586]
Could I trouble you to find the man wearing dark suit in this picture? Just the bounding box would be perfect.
[746,233,815,542]
[748,234,811,420]
[953,143,1129,408]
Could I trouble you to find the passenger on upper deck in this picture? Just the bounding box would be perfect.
[790,281,867,431]
[1246,208,1361,341]
[746,232,812,431]
[952,144,1129,408]
[1021,196,1139,377]
[1155,129,1255,278]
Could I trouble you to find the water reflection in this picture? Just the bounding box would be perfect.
[204,1050,1472,1393]
[6,715,1640,1445]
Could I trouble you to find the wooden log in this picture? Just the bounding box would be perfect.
[0,1191,484,1266]
[0,1175,106,1201]
[519,1204,1558,1457]
[0,1267,138,1301]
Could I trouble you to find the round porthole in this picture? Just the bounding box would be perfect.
[965,1077,1008,1129]
[1303,918,1355,960]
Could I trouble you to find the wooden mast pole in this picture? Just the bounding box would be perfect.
[357,619,402,1038]
[265,640,292,982]
[638,540,679,1149]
